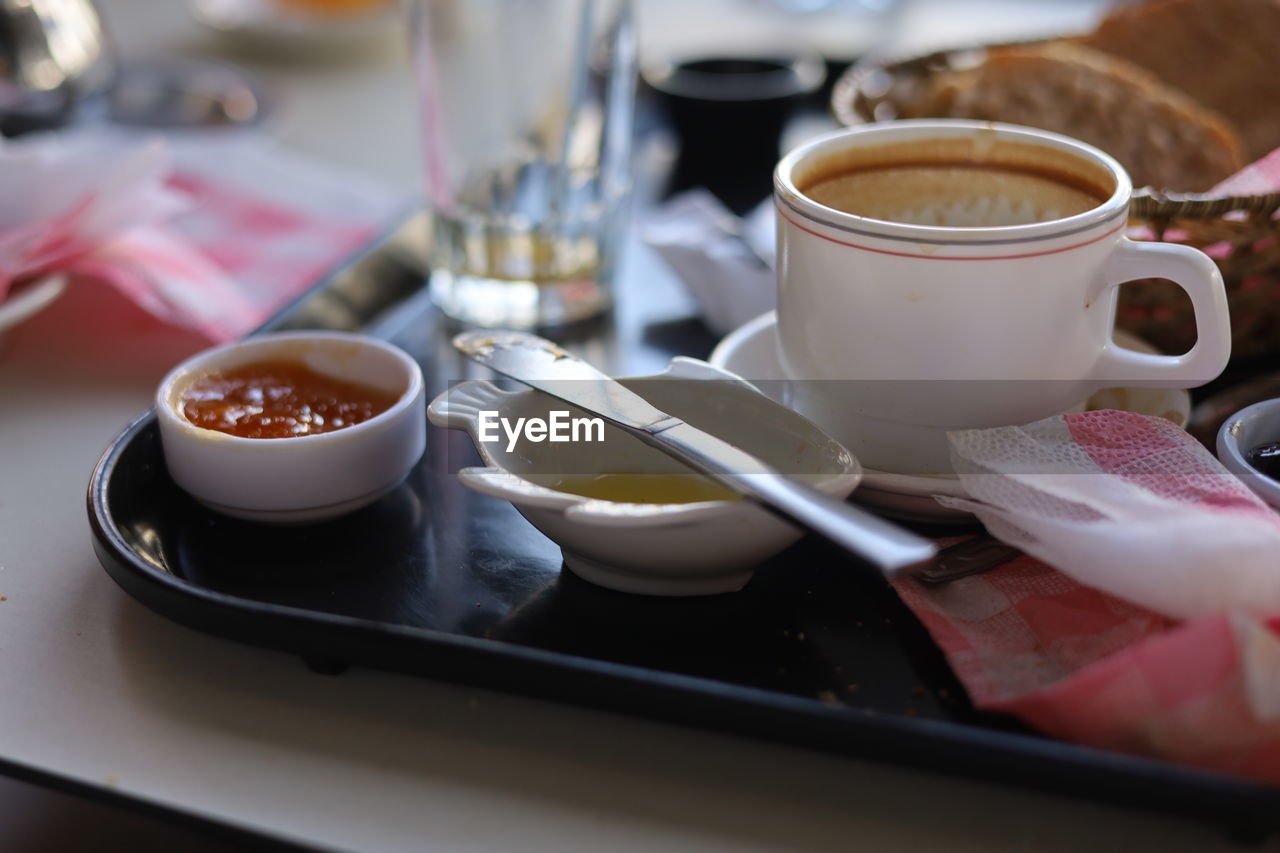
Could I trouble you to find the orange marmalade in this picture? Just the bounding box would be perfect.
[180,359,398,439]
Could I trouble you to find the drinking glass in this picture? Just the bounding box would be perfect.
[411,0,636,328]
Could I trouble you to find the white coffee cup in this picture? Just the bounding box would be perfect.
[774,120,1231,475]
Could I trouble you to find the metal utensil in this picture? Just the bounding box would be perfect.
[108,59,265,128]
[0,0,114,135]
[924,535,1022,584]
[453,330,938,577]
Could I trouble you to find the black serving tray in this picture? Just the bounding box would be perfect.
[88,215,1280,840]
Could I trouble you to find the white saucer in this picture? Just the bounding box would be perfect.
[708,311,1192,524]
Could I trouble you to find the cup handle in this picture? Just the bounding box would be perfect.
[1089,238,1231,389]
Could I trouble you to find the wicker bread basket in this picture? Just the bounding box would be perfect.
[831,46,1280,359]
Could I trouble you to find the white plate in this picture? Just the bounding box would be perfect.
[709,311,1192,524]
[0,275,66,347]
[191,0,402,55]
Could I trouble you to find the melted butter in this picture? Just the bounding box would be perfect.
[536,473,740,504]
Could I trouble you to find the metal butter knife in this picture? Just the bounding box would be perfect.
[453,331,938,577]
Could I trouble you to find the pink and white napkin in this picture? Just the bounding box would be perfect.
[1211,146,1280,197]
[893,410,1280,781]
[0,136,185,300]
[0,132,410,342]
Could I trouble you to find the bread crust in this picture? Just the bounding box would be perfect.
[904,42,1245,191]
[1082,0,1280,161]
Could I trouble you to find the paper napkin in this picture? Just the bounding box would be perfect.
[893,410,1280,781]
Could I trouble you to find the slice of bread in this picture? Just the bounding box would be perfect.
[1081,0,1280,162]
[902,41,1245,191]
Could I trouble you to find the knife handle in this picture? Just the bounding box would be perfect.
[637,422,937,577]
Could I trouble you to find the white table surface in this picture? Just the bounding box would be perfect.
[0,0,1269,850]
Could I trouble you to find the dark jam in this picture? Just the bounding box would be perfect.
[181,359,398,439]
[1247,441,1280,480]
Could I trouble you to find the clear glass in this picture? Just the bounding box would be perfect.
[412,0,636,328]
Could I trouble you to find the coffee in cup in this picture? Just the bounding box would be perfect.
[803,165,1103,227]
[772,120,1231,475]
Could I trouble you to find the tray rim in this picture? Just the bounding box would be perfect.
[88,392,1280,839]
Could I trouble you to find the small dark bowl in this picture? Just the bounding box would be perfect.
[645,54,825,213]
[1216,398,1280,511]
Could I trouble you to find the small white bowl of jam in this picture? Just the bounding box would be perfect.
[427,357,862,596]
[156,331,425,523]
